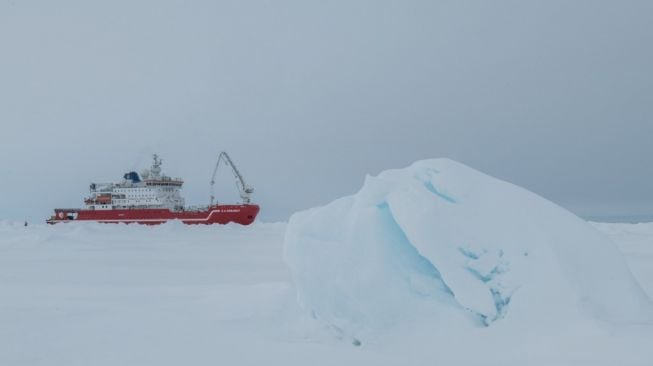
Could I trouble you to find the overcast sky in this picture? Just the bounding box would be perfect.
[1,0,652,222]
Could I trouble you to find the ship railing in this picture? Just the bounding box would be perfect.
[54,208,81,213]
[90,183,114,192]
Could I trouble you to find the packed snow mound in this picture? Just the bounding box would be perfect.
[284,159,652,337]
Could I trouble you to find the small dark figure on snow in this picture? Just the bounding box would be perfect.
[24,221,28,227]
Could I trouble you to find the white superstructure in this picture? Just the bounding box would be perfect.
[85,155,185,211]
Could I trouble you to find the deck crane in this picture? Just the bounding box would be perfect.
[210,152,254,205]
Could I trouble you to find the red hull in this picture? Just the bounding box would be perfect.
[47,204,260,225]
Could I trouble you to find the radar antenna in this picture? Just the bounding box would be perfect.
[210,152,254,205]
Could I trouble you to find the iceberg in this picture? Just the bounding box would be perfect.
[284,159,652,339]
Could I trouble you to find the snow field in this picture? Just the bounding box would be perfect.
[1,191,653,364]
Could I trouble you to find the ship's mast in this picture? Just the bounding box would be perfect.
[150,154,162,178]
[210,152,254,205]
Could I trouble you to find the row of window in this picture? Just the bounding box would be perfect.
[115,189,177,194]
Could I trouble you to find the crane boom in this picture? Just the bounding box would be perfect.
[210,152,254,205]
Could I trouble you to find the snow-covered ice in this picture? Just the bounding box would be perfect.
[591,222,653,301]
[285,158,652,340]
[2,160,653,365]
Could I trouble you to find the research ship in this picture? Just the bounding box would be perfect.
[47,152,259,225]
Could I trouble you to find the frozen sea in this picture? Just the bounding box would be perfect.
[0,219,652,365]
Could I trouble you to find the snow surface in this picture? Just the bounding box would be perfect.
[590,222,653,301]
[1,188,653,364]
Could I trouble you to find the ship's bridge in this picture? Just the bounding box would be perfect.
[85,154,185,211]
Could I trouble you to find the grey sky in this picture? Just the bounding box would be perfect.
[1,0,652,222]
